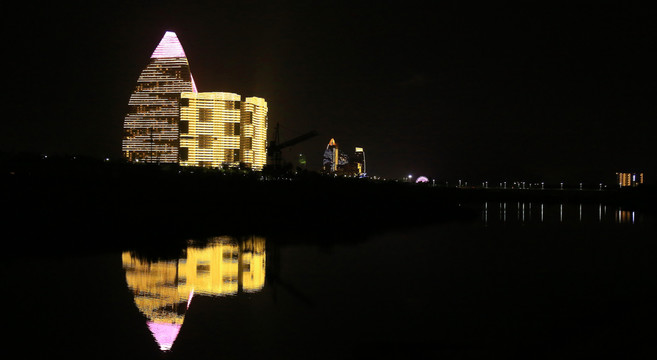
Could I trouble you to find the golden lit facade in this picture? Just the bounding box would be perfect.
[122,236,266,351]
[179,92,268,170]
[241,97,269,170]
[122,31,197,163]
[616,172,644,187]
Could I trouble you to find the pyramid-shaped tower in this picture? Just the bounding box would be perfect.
[122,31,198,163]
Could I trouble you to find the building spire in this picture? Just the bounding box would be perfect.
[151,31,187,58]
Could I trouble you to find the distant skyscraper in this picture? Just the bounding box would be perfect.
[616,172,644,187]
[354,147,366,175]
[179,92,268,170]
[122,31,197,163]
[323,138,338,172]
[322,140,366,176]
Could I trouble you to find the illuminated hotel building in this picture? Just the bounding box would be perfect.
[121,31,269,169]
[241,97,269,170]
[122,31,198,163]
[179,92,268,170]
[616,172,644,187]
[122,236,266,351]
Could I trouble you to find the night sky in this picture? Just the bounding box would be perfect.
[5,1,655,184]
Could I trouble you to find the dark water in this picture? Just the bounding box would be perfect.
[7,203,656,359]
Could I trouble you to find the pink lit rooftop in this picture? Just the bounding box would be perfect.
[150,31,198,92]
[151,31,187,59]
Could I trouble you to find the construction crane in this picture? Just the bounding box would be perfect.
[267,123,318,169]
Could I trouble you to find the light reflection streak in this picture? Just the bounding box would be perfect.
[504,203,507,222]
[615,209,636,224]
[528,203,532,221]
[487,203,638,224]
[599,204,602,222]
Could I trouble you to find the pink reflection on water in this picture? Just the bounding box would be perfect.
[147,321,182,351]
[187,288,194,309]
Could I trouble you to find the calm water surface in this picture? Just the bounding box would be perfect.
[8,203,656,359]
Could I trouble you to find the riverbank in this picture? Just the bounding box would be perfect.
[2,155,654,253]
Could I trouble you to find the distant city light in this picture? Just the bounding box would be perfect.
[416,176,429,183]
[616,172,644,187]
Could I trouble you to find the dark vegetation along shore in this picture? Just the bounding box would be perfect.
[2,153,654,254]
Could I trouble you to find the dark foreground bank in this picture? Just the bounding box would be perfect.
[2,154,654,253]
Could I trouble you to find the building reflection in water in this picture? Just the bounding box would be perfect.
[615,209,635,224]
[122,236,266,351]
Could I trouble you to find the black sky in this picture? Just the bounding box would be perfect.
[4,1,655,184]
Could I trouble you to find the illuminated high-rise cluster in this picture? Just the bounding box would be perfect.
[616,172,644,187]
[322,138,366,176]
[122,31,268,169]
